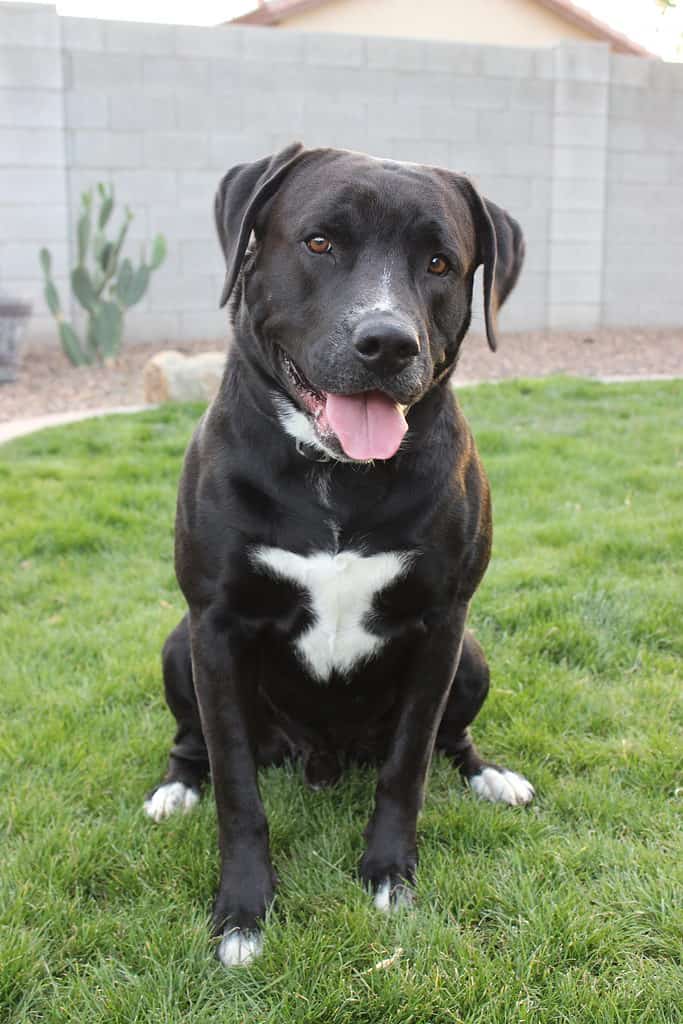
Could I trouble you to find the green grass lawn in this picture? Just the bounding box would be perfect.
[1,377,681,1024]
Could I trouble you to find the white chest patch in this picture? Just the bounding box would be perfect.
[251,546,414,682]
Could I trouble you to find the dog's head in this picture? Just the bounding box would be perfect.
[215,143,524,462]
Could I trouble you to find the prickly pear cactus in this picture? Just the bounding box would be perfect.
[39,183,166,366]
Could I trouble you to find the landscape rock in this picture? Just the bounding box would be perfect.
[143,349,226,404]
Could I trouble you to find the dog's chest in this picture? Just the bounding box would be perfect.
[250,546,413,682]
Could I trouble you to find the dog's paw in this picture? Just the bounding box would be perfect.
[217,928,263,968]
[143,781,200,822]
[372,877,416,913]
[468,766,535,806]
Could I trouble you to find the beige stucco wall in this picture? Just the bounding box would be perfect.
[282,0,597,46]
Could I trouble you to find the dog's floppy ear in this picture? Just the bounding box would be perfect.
[458,179,525,352]
[215,141,305,308]
[484,198,525,318]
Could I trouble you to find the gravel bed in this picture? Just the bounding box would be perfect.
[1,327,681,424]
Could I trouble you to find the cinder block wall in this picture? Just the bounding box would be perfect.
[1,2,681,348]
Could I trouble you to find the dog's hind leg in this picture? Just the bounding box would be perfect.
[436,630,534,806]
[144,614,209,822]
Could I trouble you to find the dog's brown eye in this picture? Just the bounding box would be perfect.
[306,236,333,255]
[428,254,450,276]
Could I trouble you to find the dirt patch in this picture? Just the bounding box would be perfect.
[1,327,681,424]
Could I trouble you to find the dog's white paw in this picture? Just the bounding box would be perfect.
[373,878,416,913]
[217,929,263,967]
[143,781,200,822]
[469,766,535,806]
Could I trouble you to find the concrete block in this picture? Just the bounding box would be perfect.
[607,118,646,152]
[146,272,218,312]
[610,54,654,88]
[503,143,549,176]
[511,78,553,111]
[608,85,649,121]
[209,133,270,169]
[178,171,221,203]
[552,176,605,210]
[177,92,242,132]
[302,67,395,101]
[143,56,208,90]
[550,209,603,242]
[474,174,533,211]
[306,31,365,68]
[179,311,228,342]
[0,203,68,242]
[110,92,176,131]
[481,46,535,78]
[243,26,305,64]
[123,309,181,344]
[69,52,142,90]
[144,131,208,170]
[0,240,68,279]
[610,151,670,185]
[553,42,610,83]
[60,16,105,51]
[64,91,108,129]
[553,146,605,180]
[302,100,366,150]
[147,203,216,241]
[0,128,64,167]
[422,41,480,75]
[550,241,602,273]
[532,112,553,145]
[243,92,305,135]
[0,4,59,48]
[534,49,555,80]
[367,103,424,140]
[174,24,244,59]
[367,36,422,71]
[0,46,62,89]
[448,75,511,110]
[104,20,176,55]
[555,79,608,116]
[0,88,62,128]
[71,130,142,169]
[0,168,65,205]
[395,70,461,104]
[391,139,450,167]
[554,114,606,148]
[547,303,599,329]
[478,109,534,143]
[180,239,221,277]
[417,105,477,142]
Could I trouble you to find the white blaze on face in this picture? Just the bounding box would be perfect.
[251,546,414,682]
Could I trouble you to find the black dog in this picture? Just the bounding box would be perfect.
[144,143,531,967]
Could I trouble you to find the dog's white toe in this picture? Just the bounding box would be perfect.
[143,781,200,822]
[373,878,415,913]
[217,929,263,967]
[469,766,535,806]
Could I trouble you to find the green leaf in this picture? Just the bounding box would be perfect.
[71,266,98,313]
[98,193,114,230]
[58,321,88,366]
[123,264,150,308]
[99,242,114,273]
[77,211,91,266]
[44,280,61,317]
[115,258,135,306]
[149,234,167,271]
[39,248,51,276]
[89,301,123,359]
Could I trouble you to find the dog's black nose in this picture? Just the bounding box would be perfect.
[353,315,420,377]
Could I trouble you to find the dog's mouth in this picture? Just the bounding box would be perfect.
[279,350,408,461]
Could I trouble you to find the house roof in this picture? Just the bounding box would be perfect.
[233,0,656,57]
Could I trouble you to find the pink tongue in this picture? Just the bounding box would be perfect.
[324,391,408,460]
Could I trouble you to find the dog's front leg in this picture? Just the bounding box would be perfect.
[361,602,468,910]
[190,610,275,967]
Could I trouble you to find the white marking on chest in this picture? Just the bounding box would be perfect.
[251,546,414,682]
